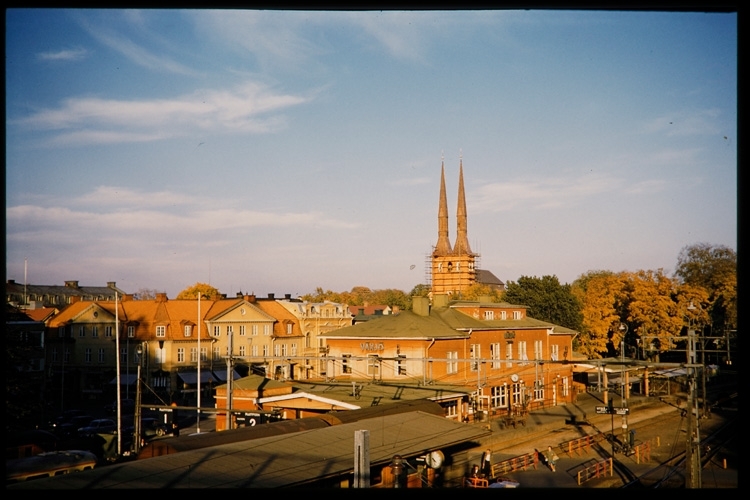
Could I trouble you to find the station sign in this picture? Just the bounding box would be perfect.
[595,406,630,415]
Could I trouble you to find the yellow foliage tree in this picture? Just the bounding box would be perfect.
[176,282,221,300]
[572,271,623,359]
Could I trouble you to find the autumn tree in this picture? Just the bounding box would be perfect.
[503,275,583,331]
[176,282,221,300]
[571,271,623,359]
[452,283,505,303]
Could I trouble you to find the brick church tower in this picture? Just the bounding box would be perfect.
[430,154,478,295]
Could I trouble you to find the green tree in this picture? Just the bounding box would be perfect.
[452,283,505,302]
[674,242,737,333]
[503,275,583,331]
[176,282,221,300]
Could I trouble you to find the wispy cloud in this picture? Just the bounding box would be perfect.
[471,173,626,213]
[37,48,89,61]
[13,81,311,146]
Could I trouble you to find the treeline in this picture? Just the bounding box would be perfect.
[303,243,736,360]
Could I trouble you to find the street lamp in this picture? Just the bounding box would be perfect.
[618,323,629,446]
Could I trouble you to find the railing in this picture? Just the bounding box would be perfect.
[491,451,538,475]
[577,457,613,485]
[560,433,606,456]
[464,476,489,488]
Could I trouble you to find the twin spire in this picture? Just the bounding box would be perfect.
[435,153,473,257]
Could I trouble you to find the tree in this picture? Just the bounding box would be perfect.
[133,288,161,300]
[674,243,737,333]
[452,283,505,302]
[176,282,221,300]
[503,275,583,331]
[571,271,623,359]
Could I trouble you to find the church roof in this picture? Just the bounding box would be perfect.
[476,268,504,286]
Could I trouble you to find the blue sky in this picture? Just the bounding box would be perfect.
[5,9,737,299]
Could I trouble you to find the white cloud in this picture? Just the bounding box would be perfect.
[37,48,88,61]
[14,81,311,146]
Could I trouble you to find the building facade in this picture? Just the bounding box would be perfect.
[321,295,577,422]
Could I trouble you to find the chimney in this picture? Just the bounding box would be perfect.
[413,296,430,316]
[284,293,292,300]
[7,279,15,285]
[107,281,117,289]
[245,294,256,303]
[268,293,275,300]
[70,296,82,304]
[433,294,449,308]
[65,280,79,289]
[121,294,134,302]
[155,293,168,303]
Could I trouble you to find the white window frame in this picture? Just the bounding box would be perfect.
[490,342,501,369]
[127,326,135,338]
[518,341,528,365]
[511,381,524,406]
[190,347,198,362]
[251,345,259,357]
[534,340,543,360]
[240,325,246,336]
[491,384,508,409]
[184,325,192,337]
[342,354,352,374]
[513,310,522,320]
[156,325,166,338]
[213,325,220,337]
[484,310,494,320]
[534,377,545,401]
[263,345,269,357]
[200,347,208,361]
[550,344,559,361]
[92,326,98,338]
[447,351,458,374]
[396,355,407,376]
[264,324,271,336]
[470,344,481,371]
[287,323,293,334]
[252,324,258,336]
[239,345,246,357]
[177,348,185,363]
[500,311,507,320]
[105,325,113,337]
[367,354,380,377]
[226,325,233,336]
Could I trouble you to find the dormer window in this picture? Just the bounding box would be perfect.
[513,311,521,320]
[156,325,166,338]
[287,323,293,334]
[184,325,192,337]
[484,311,494,320]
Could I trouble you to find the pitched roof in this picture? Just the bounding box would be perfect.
[476,268,504,286]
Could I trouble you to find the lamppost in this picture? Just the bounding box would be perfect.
[619,323,629,446]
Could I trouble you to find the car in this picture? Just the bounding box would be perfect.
[53,415,95,438]
[77,419,118,437]
[124,417,170,441]
[6,450,98,483]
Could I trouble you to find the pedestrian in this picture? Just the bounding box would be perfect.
[480,449,492,478]
[544,446,559,472]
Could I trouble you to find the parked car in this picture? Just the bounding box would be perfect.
[77,419,117,437]
[6,450,98,483]
[53,415,95,438]
[124,417,170,442]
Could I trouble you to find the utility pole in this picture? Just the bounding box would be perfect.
[685,327,702,488]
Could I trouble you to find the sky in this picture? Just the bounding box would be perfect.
[5,9,737,299]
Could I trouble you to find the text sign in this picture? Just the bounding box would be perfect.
[595,406,630,415]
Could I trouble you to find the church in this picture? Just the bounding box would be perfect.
[430,154,504,296]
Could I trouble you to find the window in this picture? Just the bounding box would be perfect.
[239,345,245,357]
[342,354,352,374]
[511,382,524,406]
[534,378,544,400]
[484,310,494,320]
[251,345,258,357]
[534,340,543,360]
[518,341,528,364]
[58,326,65,338]
[513,311,522,320]
[470,344,481,371]
[550,344,559,361]
[177,348,185,363]
[506,342,514,368]
[92,326,98,338]
[446,351,458,374]
[226,325,233,336]
[562,376,569,397]
[263,324,271,336]
[490,343,501,369]
[500,311,507,320]
[287,323,293,334]
[155,347,166,365]
[274,344,280,357]
[240,325,246,336]
[445,400,458,418]
[367,354,380,377]
[79,326,86,337]
[98,348,105,363]
[184,325,192,337]
[105,326,113,337]
[291,343,297,356]
[491,385,508,409]
[190,348,198,362]
[64,348,71,363]
[396,355,407,376]
[281,344,288,356]
[252,324,258,336]
[121,347,128,364]
[127,326,135,338]
[213,325,220,337]
[156,325,166,338]
[263,345,269,357]
[85,348,92,363]
[213,346,220,360]
[200,347,207,361]
[52,348,58,363]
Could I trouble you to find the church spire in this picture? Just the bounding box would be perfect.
[453,152,473,256]
[434,153,453,256]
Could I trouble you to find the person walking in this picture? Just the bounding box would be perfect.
[480,449,492,478]
[544,446,559,472]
